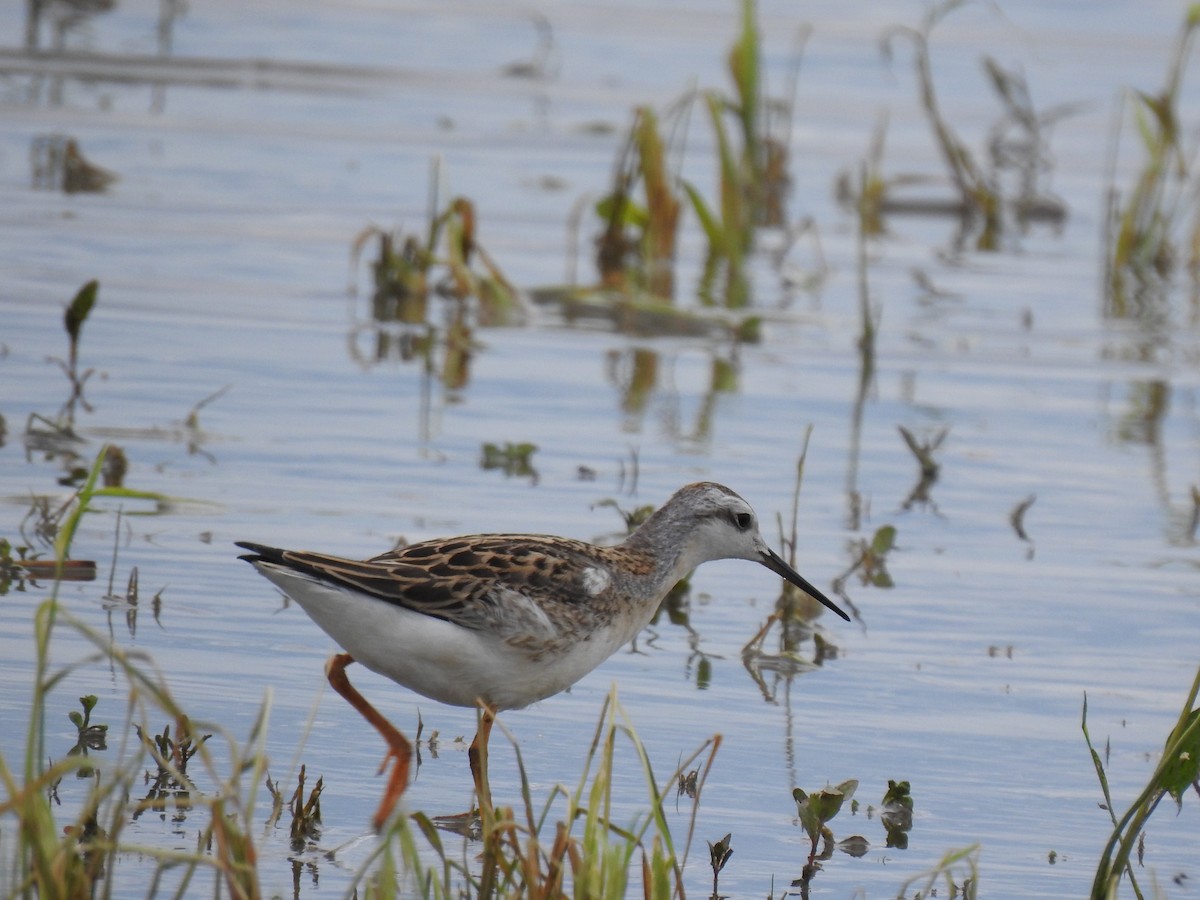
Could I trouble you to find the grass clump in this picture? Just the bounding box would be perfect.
[845,1,1070,250]
[350,176,523,386]
[589,0,816,314]
[355,689,720,899]
[1105,5,1200,316]
[1084,664,1200,899]
[595,105,684,301]
[0,448,271,900]
[881,1,1001,250]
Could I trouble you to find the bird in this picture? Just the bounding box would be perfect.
[236,481,848,829]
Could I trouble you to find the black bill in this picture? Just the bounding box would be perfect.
[760,546,851,622]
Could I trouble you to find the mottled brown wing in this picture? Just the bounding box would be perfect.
[256,534,604,634]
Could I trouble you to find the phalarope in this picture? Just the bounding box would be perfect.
[236,481,847,828]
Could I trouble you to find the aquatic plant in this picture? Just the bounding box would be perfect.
[847,1,1070,252]
[0,448,271,899]
[351,189,521,385]
[1105,5,1200,317]
[743,435,844,698]
[67,695,108,752]
[357,689,716,898]
[287,765,324,850]
[707,832,733,899]
[479,441,539,482]
[20,280,100,486]
[589,0,812,312]
[686,92,753,308]
[355,195,521,327]
[595,105,683,300]
[881,1,1001,250]
[793,778,858,878]
[894,843,980,899]
[1084,665,1200,899]
[831,525,897,598]
[686,0,809,307]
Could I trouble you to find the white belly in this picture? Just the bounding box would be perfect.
[255,564,631,710]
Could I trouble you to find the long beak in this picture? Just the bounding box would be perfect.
[760,546,851,622]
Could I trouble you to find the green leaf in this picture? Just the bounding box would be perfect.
[682,181,722,247]
[871,525,897,555]
[1160,707,1200,806]
[54,446,107,564]
[595,193,649,231]
[792,787,821,843]
[64,279,99,345]
[815,779,858,822]
[794,780,858,843]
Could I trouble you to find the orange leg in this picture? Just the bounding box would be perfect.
[325,653,412,831]
[467,704,497,815]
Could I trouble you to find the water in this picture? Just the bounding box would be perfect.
[2,0,1199,896]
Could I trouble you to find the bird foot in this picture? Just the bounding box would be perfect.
[367,742,414,831]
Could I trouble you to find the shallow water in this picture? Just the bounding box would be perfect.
[2,0,1200,896]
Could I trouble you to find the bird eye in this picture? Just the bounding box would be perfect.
[734,512,752,530]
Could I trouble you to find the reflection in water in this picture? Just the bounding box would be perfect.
[1009,494,1036,560]
[605,345,739,445]
[31,135,117,194]
[21,0,184,111]
[606,347,658,430]
[1097,10,1200,554]
[101,505,166,640]
[24,0,116,52]
[498,13,558,82]
[479,441,538,484]
[897,425,945,512]
[131,720,206,826]
[844,202,877,534]
[1102,377,1200,546]
[347,196,528,443]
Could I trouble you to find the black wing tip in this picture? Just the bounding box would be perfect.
[235,541,285,565]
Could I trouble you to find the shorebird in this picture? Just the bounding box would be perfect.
[236,481,848,829]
